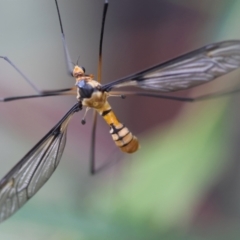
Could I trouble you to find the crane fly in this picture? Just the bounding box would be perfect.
[0,0,240,223]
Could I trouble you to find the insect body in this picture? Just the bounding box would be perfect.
[74,65,139,153]
[0,0,240,223]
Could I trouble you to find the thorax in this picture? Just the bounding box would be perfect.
[76,78,108,110]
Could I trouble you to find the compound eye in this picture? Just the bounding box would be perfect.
[80,66,86,73]
[77,80,94,99]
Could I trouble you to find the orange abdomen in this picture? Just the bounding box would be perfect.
[97,101,139,153]
[109,123,139,153]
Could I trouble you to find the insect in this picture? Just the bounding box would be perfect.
[0,0,240,223]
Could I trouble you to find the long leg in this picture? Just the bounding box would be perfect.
[55,0,74,76]
[0,56,43,93]
[0,88,75,102]
[110,87,240,102]
[0,1,75,92]
[90,0,109,174]
[97,0,109,83]
[90,111,98,174]
[0,56,75,95]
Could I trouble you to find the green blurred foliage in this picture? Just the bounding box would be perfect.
[87,100,231,239]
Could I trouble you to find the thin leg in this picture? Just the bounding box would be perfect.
[0,56,42,93]
[90,0,109,174]
[55,0,74,76]
[0,88,75,102]
[0,1,74,93]
[90,111,98,174]
[97,0,109,83]
[0,56,75,95]
[110,87,240,102]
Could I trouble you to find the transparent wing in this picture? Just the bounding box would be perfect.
[0,103,80,222]
[102,40,240,92]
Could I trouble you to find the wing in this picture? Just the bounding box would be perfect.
[102,40,240,92]
[0,103,81,222]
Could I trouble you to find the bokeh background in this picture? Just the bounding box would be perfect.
[0,0,240,239]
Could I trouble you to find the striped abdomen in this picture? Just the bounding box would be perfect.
[109,122,139,153]
[97,101,139,153]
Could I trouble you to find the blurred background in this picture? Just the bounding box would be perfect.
[0,0,240,239]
